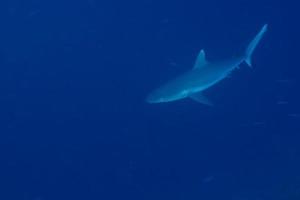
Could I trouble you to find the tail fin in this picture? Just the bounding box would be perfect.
[245,24,268,67]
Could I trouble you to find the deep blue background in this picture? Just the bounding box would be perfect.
[0,0,299,199]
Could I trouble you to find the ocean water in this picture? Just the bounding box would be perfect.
[0,0,299,200]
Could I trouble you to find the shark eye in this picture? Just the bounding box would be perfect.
[181,90,189,96]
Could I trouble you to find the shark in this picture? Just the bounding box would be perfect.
[146,24,268,106]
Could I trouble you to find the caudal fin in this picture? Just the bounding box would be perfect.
[245,24,268,67]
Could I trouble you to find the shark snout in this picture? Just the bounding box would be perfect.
[146,93,161,104]
[146,90,166,103]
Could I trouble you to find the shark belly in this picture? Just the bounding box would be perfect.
[147,64,235,103]
[187,69,228,93]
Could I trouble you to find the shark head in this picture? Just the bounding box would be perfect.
[146,87,189,103]
[146,94,166,103]
[146,89,168,103]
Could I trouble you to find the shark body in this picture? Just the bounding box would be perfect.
[146,24,268,105]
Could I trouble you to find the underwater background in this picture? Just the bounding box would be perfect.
[0,0,299,199]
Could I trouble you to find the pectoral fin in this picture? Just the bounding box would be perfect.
[190,93,213,106]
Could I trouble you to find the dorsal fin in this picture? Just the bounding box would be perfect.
[194,49,208,69]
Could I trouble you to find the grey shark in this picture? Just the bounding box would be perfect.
[146,24,268,106]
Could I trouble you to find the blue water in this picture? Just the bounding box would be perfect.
[0,0,299,199]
